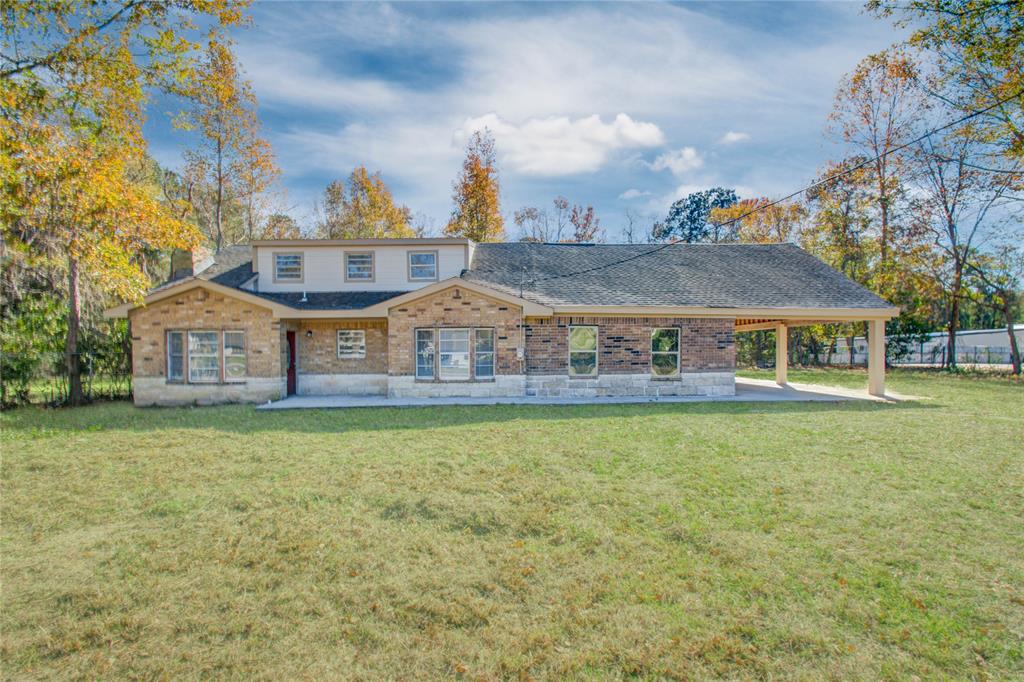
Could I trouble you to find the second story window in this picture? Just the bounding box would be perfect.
[274,253,303,282]
[345,252,374,281]
[408,251,438,281]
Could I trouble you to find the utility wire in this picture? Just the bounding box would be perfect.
[525,86,1024,285]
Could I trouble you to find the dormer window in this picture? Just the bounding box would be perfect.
[408,250,438,281]
[273,253,303,282]
[345,252,374,281]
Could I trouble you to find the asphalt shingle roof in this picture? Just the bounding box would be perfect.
[462,242,892,309]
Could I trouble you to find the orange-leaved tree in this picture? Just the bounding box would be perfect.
[445,130,504,242]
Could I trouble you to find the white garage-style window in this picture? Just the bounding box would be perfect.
[188,331,220,383]
[568,326,598,377]
[222,331,247,382]
[408,250,438,281]
[167,330,185,382]
[337,329,366,359]
[651,328,680,377]
[273,252,303,282]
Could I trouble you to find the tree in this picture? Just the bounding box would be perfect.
[2,1,246,404]
[911,131,1020,369]
[313,167,414,239]
[181,39,278,252]
[445,130,504,242]
[967,243,1023,375]
[263,213,301,239]
[659,187,737,242]
[829,49,927,265]
[569,204,603,243]
[708,198,805,243]
[869,0,1024,164]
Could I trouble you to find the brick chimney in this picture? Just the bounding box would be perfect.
[170,245,214,280]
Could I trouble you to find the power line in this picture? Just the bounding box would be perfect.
[527,86,1024,285]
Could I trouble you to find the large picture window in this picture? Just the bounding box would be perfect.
[438,328,471,380]
[415,327,496,381]
[408,251,438,281]
[568,326,598,377]
[188,331,220,383]
[337,329,366,359]
[651,328,680,377]
[223,331,246,382]
[274,253,303,282]
[345,252,374,281]
[167,331,184,382]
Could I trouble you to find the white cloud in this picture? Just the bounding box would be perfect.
[647,147,704,176]
[619,189,651,200]
[455,113,665,176]
[718,131,751,145]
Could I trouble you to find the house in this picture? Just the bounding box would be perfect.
[105,238,898,405]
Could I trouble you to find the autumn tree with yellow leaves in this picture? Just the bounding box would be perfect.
[315,167,414,239]
[1,0,250,404]
[445,130,504,242]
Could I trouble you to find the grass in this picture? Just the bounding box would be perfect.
[2,369,1022,679]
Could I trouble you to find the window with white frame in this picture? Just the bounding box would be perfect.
[438,328,471,380]
[474,328,494,378]
[415,327,496,381]
[345,252,374,281]
[337,329,366,359]
[408,251,438,280]
[223,331,246,382]
[167,330,185,382]
[274,253,303,282]
[651,328,680,377]
[568,326,598,376]
[415,329,435,379]
[188,331,220,383]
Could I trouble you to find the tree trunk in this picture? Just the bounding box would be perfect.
[66,255,84,406]
[214,137,224,252]
[1004,297,1021,376]
[947,284,960,371]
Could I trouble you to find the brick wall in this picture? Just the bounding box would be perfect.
[387,286,523,376]
[524,316,734,375]
[129,287,282,379]
[296,319,387,374]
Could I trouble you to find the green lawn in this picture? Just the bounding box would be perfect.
[2,369,1022,679]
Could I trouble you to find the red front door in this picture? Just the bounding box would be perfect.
[286,331,297,395]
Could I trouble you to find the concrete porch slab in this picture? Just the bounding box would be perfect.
[256,377,911,410]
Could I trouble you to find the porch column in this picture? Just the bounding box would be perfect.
[868,318,886,397]
[775,322,788,385]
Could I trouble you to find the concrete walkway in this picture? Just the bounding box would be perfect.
[257,377,908,410]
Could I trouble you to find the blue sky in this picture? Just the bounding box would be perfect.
[145,1,906,241]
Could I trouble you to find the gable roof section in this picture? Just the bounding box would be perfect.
[462,243,895,314]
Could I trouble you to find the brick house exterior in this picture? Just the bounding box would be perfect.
[108,239,898,405]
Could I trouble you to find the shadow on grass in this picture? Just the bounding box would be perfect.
[1,394,940,436]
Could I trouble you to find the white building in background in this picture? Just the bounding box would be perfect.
[830,324,1023,366]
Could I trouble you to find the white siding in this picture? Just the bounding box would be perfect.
[256,244,468,292]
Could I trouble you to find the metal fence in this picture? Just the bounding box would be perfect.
[820,345,1017,367]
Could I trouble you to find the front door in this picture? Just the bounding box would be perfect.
[286,331,297,395]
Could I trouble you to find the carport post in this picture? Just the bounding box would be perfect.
[868,318,886,397]
[775,322,788,386]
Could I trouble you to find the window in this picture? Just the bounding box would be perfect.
[416,329,435,379]
[337,329,366,359]
[223,331,246,382]
[408,251,438,280]
[345,252,374,281]
[438,328,471,380]
[651,328,680,377]
[474,328,494,378]
[188,331,220,383]
[167,331,184,382]
[568,326,598,377]
[274,253,303,282]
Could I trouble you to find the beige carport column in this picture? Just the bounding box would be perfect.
[868,318,886,397]
[775,322,788,385]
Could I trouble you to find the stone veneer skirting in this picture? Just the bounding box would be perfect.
[134,377,283,406]
[298,373,388,396]
[388,375,526,398]
[525,372,735,398]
